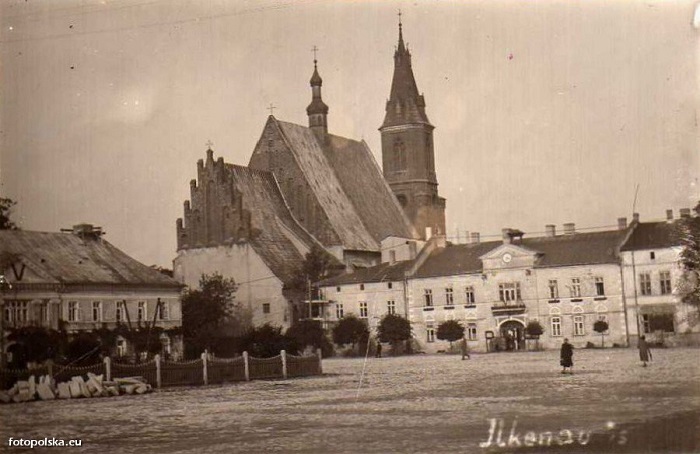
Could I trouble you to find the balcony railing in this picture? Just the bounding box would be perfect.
[491,301,527,315]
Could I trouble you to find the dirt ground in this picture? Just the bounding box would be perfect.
[1,347,699,453]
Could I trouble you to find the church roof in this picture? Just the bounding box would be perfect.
[272,118,414,250]
[226,165,321,285]
[0,229,181,288]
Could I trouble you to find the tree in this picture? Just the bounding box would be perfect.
[377,314,412,354]
[0,197,19,230]
[332,315,368,353]
[7,326,65,366]
[289,245,344,318]
[593,320,609,348]
[525,320,544,350]
[181,273,243,355]
[286,319,330,355]
[240,324,292,358]
[679,201,700,316]
[436,320,464,349]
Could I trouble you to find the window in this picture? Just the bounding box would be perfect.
[595,277,605,296]
[387,300,396,315]
[92,301,102,322]
[639,273,652,296]
[467,324,477,341]
[464,286,475,304]
[570,278,581,298]
[336,303,344,319]
[426,326,435,343]
[650,251,655,260]
[262,303,271,314]
[387,281,393,289]
[659,271,672,295]
[158,302,169,320]
[4,301,29,326]
[498,283,521,303]
[116,302,124,323]
[551,317,562,337]
[68,301,79,322]
[424,289,433,307]
[393,139,407,171]
[548,280,559,299]
[116,338,127,357]
[161,336,172,356]
[137,302,146,321]
[445,287,454,305]
[573,315,585,336]
[641,313,675,333]
[336,286,341,292]
[360,284,365,291]
[359,302,368,318]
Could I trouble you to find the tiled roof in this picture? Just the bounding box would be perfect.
[226,165,321,285]
[414,230,630,278]
[620,221,684,251]
[0,230,181,287]
[324,134,416,241]
[317,260,414,287]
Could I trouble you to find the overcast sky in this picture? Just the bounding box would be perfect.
[1,0,698,267]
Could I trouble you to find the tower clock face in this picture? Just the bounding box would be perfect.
[502,253,513,263]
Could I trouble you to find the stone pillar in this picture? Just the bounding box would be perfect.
[281,350,287,380]
[154,354,161,389]
[243,351,250,381]
[201,350,208,385]
[103,357,111,382]
[316,349,323,375]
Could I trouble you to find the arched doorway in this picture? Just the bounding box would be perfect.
[499,320,525,351]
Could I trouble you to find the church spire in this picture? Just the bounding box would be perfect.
[381,18,431,129]
[307,47,329,139]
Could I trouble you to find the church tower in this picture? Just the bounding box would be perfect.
[380,18,446,239]
[306,56,329,140]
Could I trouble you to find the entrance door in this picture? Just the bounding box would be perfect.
[499,320,525,351]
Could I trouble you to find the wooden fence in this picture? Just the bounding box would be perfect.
[0,350,323,390]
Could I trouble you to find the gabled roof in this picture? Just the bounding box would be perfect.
[317,260,414,287]
[324,134,416,241]
[620,221,683,251]
[414,241,502,279]
[0,230,181,288]
[226,165,321,285]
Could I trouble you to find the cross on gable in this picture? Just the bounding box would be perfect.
[267,103,276,115]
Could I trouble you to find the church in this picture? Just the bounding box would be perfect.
[173,20,446,328]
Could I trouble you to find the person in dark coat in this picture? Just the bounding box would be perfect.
[638,335,652,367]
[460,337,470,360]
[560,338,574,374]
[375,342,382,358]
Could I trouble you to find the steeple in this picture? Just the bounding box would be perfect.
[306,50,328,139]
[381,19,431,129]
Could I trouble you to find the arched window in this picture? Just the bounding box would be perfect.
[393,139,406,171]
[396,194,407,208]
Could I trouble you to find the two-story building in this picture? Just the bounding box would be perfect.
[0,225,184,363]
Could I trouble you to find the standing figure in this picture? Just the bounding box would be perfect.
[638,335,652,367]
[460,337,470,360]
[375,342,382,358]
[560,338,574,374]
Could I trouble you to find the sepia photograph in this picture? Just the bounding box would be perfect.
[0,0,699,452]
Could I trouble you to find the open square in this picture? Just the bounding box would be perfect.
[1,348,698,453]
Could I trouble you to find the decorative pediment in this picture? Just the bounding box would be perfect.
[480,244,540,270]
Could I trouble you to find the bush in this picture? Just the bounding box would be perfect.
[332,316,368,352]
[585,341,596,349]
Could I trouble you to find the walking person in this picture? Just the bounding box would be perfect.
[375,342,382,358]
[560,338,574,374]
[638,335,653,367]
[460,337,470,360]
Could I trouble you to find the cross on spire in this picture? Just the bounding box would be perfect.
[398,9,402,27]
[205,140,213,150]
[267,103,276,115]
[311,45,318,64]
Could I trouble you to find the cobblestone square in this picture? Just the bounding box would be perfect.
[1,348,698,453]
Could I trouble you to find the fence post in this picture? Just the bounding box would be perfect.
[201,350,208,385]
[154,354,161,389]
[281,350,287,380]
[103,357,111,382]
[243,351,250,381]
[316,348,323,375]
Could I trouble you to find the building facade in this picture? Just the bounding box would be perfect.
[0,225,183,364]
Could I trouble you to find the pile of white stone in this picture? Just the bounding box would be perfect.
[0,373,152,403]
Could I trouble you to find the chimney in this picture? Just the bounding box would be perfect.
[680,208,691,219]
[545,225,556,237]
[470,232,480,244]
[66,224,104,240]
[632,212,640,223]
[617,217,627,230]
[666,209,673,221]
[563,223,575,235]
[502,228,512,244]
